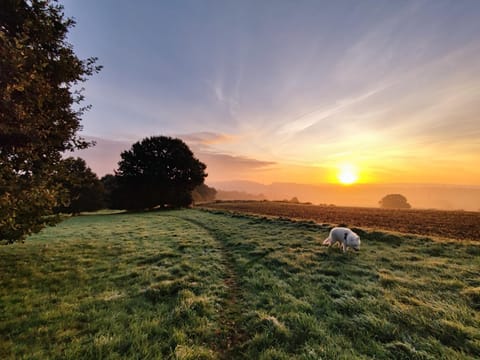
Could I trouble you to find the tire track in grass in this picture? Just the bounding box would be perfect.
[174,214,247,359]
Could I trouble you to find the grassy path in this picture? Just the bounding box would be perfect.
[175,216,247,358]
[178,210,480,359]
[1,209,479,359]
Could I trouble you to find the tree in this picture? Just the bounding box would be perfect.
[192,184,217,203]
[379,194,411,209]
[113,136,207,210]
[0,1,101,242]
[55,158,104,214]
[100,174,119,209]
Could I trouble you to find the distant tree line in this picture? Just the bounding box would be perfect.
[56,136,217,214]
[2,125,216,244]
[56,158,104,214]
[0,1,215,244]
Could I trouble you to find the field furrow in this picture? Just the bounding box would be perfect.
[202,201,480,241]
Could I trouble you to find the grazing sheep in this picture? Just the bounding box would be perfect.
[323,227,361,252]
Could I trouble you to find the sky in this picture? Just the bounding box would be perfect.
[63,0,480,186]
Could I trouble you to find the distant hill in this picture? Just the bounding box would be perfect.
[215,189,267,201]
[210,181,480,211]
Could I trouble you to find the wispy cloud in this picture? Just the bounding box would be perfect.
[276,85,388,136]
[64,0,480,185]
[179,132,237,147]
[72,134,275,182]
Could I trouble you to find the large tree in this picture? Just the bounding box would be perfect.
[0,0,101,242]
[113,136,207,210]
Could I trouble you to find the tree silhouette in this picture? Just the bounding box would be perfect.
[379,194,411,209]
[113,136,207,210]
[192,184,217,203]
[100,174,119,209]
[55,158,104,214]
[0,0,101,242]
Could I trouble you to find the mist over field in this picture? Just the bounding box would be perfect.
[74,138,480,211]
[212,181,480,211]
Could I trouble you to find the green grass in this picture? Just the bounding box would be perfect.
[1,209,479,359]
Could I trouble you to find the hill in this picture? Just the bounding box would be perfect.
[215,189,266,201]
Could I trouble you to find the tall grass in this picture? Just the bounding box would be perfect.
[1,209,479,359]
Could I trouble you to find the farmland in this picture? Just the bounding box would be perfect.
[1,209,479,359]
[202,201,480,241]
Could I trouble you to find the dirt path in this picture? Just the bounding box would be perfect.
[175,216,247,359]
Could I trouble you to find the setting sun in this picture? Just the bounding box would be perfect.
[337,164,359,185]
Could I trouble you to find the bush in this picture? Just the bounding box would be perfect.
[379,194,411,209]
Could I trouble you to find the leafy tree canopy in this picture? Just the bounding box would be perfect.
[55,157,104,214]
[0,0,101,242]
[113,136,207,210]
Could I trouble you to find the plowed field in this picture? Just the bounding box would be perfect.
[201,201,480,241]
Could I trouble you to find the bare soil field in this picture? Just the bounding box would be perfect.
[201,201,480,241]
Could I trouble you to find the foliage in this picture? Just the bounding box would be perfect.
[100,174,119,209]
[0,182,60,243]
[55,157,104,214]
[113,136,207,210]
[0,0,101,242]
[379,194,412,209]
[192,183,217,203]
[1,209,479,358]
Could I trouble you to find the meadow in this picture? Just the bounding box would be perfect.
[1,209,479,359]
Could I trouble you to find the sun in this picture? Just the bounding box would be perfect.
[337,164,359,185]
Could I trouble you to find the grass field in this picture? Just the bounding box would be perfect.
[1,209,479,359]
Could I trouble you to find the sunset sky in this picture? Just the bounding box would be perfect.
[63,0,480,186]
